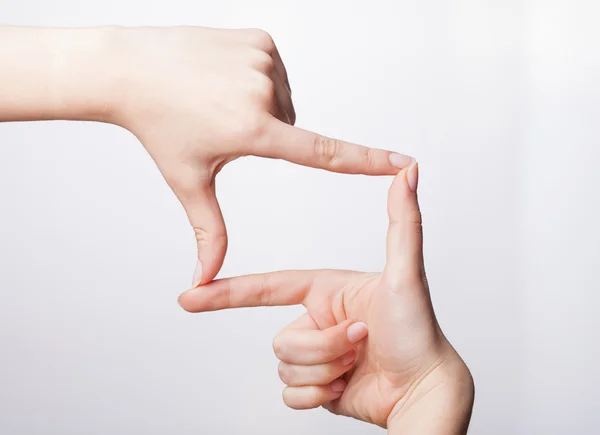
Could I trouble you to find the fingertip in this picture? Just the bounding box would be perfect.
[389,153,414,170]
[282,384,344,410]
[267,122,413,176]
[390,165,407,191]
[347,322,368,344]
[195,233,228,285]
[184,186,228,286]
[330,378,346,393]
[191,260,203,288]
[177,290,193,312]
[177,289,197,313]
[394,159,417,188]
[407,161,419,192]
[388,161,418,215]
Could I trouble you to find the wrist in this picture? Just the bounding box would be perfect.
[0,26,125,123]
[52,26,125,124]
[387,351,475,435]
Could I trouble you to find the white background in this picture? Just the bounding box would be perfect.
[0,1,598,434]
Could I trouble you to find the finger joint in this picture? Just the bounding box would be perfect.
[313,135,340,167]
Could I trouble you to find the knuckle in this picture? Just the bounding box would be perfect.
[278,362,291,384]
[405,270,425,288]
[251,50,275,74]
[413,222,423,238]
[251,74,276,103]
[409,209,423,238]
[260,273,273,306]
[313,135,340,166]
[163,171,203,198]
[272,334,286,360]
[311,348,334,365]
[385,270,423,293]
[226,111,269,146]
[321,365,340,384]
[362,146,375,168]
[319,336,339,360]
[246,28,275,52]
[193,227,211,245]
[193,226,227,247]
[409,209,423,226]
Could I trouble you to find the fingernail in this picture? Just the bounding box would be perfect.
[331,379,346,393]
[389,153,413,169]
[341,351,356,366]
[407,161,419,192]
[347,322,368,344]
[192,260,203,287]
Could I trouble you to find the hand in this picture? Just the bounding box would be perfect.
[179,164,474,433]
[0,25,412,285]
[100,26,414,285]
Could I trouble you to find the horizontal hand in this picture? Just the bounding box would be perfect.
[0,25,414,285]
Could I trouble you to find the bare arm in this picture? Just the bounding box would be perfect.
[0,26,118,122]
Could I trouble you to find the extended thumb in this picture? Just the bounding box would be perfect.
[180,183,227,287]
[384,162,423,286]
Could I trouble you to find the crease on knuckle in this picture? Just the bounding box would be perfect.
[410,209,423,226]
[388,210,423,233]
[314,135,340,167]
[224,281,232,311]
[358,146,374,169]
[193,226,227,247]
[260,273,273,306]
[410,210,423,236]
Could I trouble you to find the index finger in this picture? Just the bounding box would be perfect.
[178,270,340,313]
[257,120,414,175]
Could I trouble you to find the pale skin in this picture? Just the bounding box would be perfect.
[0,25,413,285]
[179,165,475,434]
[2,25,474,433]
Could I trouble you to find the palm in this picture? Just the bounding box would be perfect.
[298,268,442,427]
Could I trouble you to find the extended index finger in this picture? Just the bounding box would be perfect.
[178,270,343,313]
[257,121,414,175]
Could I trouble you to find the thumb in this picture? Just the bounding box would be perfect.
[383,161,423,286]
[177,180,227,287]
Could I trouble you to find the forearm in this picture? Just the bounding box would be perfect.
[387,358,475,435]
[0,26,119,123]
